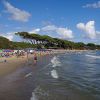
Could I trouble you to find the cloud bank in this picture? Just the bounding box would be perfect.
[41,25,74,39]
[83,1,100,8]
[1,32,14,41]
[77,21,100,39]
[29,28,40,34]
[4,1,31,22]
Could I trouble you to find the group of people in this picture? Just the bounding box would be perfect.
[0,52,13,58]
[0,49,53,64]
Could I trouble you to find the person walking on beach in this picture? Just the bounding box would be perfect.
[34,53,37,64]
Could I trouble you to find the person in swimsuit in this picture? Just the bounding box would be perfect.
[34,53,37,64]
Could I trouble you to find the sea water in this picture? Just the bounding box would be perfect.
[0,51,100,100]
[30,50,100,100]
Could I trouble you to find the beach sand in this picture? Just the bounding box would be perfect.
[0,54,34,77]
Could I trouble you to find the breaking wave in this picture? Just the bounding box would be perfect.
[30,86,49,100]
[30,92,38,100]
[51,69,59,79]
[25,72,32,78]
[85,54,100,59]
[51,56,61,67]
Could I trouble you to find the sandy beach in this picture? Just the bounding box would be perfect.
[0,54,34,77]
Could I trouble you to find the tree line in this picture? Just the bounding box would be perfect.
[0,32,100,50]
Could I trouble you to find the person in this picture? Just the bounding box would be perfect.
[34,53,37,64]
[4,59,7,63]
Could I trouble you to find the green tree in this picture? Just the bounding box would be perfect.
[87,43,96,50]
[0,36,12,49]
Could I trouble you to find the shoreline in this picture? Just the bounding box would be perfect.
[0,49,95,77]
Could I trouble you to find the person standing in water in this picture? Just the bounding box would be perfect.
[34,52,37,64]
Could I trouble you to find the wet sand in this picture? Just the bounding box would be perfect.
[0,54,33,77]
[0,55,53,100]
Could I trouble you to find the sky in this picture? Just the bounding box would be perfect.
[0,0,100,44]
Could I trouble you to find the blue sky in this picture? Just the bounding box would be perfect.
[0,0,100,44]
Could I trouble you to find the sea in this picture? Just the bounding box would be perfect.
[0,50,100,100]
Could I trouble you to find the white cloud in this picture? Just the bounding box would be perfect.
[6,35,13,41]
[29,28,40,34]
[4,1,31,22]
[27,25,74,39]
[77,21,100,39]
[83,1,100,8]
[56,28,74,39]
[42,25,57,31]
[0,32,15,41]
[42,25,74,39]
[76,23,85,30]
[1,24,73,40]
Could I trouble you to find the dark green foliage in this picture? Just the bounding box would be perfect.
[0,36,12,49]
[14,32,100,50]
[87,43,96,50]
[74,42,85,50]
[0,36,36,49]
[36,44,43,49]
[12,42,36,49]
[0,32,100,50]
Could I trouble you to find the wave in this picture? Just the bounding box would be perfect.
[51,56,61,67]
[25,72,32,78]
[85,54,100,59]
[51,69,59,79]
[30,86,49,100]
[30,92,38,100]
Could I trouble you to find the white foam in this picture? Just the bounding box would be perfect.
[30,86,49,100]
[85,54,100,59]
[51,56,61,67]
[30,92,38,100]
[25,72,32,78]
[51,69,59,79]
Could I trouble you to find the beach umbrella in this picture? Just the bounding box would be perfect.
[3,49,12,52]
